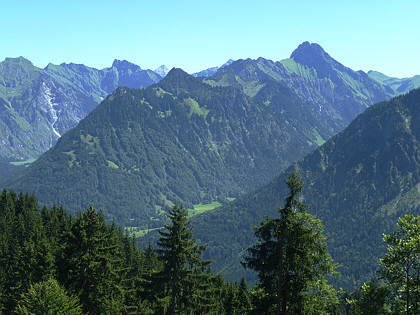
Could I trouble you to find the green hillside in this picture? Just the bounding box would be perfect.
[189,88,420,290]
[368,70,420,95]
[6,68,338,227]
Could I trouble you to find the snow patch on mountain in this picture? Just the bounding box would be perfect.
[41,82,61,138]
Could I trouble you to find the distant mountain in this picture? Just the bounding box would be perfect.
[0,57,98,160]
[192,66,219,78]
[154,65,170,78]
[5,66,356,228]
[192,59,234,77]
[190,87,420,290]
[4,42,402,229]
[368,70,420,95]
[210,41,395,127]
[0,57,162,160]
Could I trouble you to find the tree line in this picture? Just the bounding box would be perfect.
[1,173,419,314]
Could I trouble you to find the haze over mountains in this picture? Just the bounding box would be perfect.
[4,42,399,225]
[2,42,419,292]
[1,42,408,163]
[368,70,420,95]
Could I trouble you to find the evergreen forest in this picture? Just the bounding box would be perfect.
[2,172,420,314]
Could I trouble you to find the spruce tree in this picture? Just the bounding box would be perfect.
[59,205,125,314]
[153,202,213,314]
[0,190,53,313]
[15,278,82,315]
[237,277,252,314]
[243,172,338,314]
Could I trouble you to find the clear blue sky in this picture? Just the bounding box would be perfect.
[1,0,419,77]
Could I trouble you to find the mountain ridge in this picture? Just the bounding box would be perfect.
[189,87,420,290]
[0,57,162,160]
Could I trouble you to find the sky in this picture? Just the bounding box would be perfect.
[1,0,419,77]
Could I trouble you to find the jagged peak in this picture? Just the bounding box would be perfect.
[111,59,142,72]
[154,65,169,77]
[290,41,331,62]
[2,56,34,67]
[290,41,353,79]
[51,62,92,72]
[221,59,235,68]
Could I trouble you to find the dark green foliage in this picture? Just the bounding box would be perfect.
[237,278,252,314]
[58,205,125,314]
[379,214,420,314]
[15,278,83,315]
[0,190,248,314]
[243,173,338,314]
[152,202,215,314]
[349,279,393,315]
[0,190,53,312]
[190,87,420,290]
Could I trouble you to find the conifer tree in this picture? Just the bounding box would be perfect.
[15,278,82,315]
[0,190,53,313]
[237,277,252,314]
[243,172,338,314]
[153,202,213,314]
[59,205,125,314]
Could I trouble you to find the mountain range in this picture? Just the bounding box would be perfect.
[2,42,419,291]
[4,42,397,227]
[1,44,407,163]
[368,70,420,95]
[192,59,235,77]
[0,58,162,161]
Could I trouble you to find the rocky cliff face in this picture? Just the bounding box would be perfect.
[0,57,162,160]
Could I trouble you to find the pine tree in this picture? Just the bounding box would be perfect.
[15,278,83,315]
[59,205,125,314]
[237,277,252,314]
[153,202,213,314]
[243,172,338,314]
[0,190,53,313]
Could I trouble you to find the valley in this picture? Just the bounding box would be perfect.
[1,40,420,313]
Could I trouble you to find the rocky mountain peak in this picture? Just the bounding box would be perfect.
[2,56,34,67]
[290,41,334,67]
[111,59,141,72]
[221,59,235,68]
[154,65,169,77]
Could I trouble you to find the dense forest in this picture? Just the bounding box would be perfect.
[186,87,420,291]
[2,172,420,314]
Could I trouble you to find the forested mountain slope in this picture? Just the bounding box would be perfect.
[191,88,420,290]
[4,43,405,232]
[5,67,361,228]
